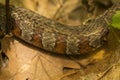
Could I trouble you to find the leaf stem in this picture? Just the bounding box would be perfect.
[109,26,120,43]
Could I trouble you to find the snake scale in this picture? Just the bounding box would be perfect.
[0,1,120,55]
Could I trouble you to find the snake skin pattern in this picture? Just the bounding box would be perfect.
[0,0,120,55]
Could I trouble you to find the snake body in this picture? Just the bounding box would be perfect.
[0,1,120,55]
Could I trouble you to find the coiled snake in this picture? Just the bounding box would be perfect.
[0,1,120,55]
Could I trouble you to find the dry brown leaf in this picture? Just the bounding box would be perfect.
[0,37,82,80]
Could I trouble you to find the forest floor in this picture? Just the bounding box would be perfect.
[0,0,120,80]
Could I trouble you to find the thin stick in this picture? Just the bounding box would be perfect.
[53,0,66,20]
[97,65,113,80]
[5,0,11,34]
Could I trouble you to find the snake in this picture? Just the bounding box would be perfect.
[0,0,120,55]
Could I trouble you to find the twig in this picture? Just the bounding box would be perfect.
[5,0,11,34]
[53,0,66,20]
[97,65,113,80]
[56,70,79,80]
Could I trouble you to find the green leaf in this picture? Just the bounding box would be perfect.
[111,11,120,29]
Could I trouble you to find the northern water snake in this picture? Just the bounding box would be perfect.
[0,0,120,55]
